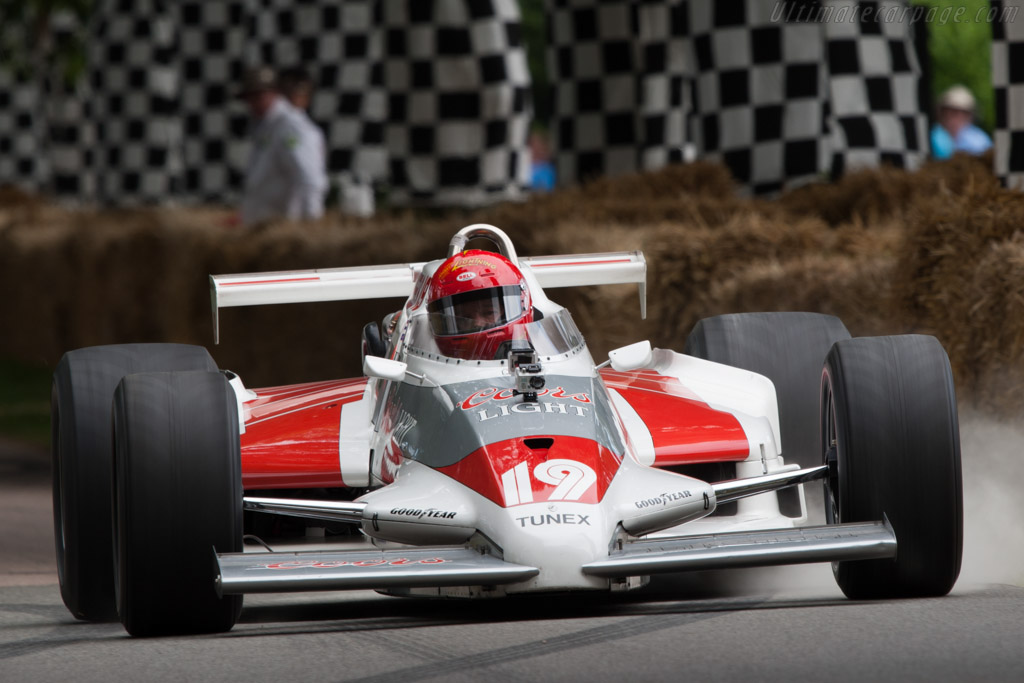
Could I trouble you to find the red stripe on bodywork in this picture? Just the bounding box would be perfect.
[437,435,622,507]
[602,369,749,465]
[530,258,633,267]
[221,276,321,286]
[241,378,367,489]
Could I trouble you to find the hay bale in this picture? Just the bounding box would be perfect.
[932,238,1024,412]
[4,155,1024,417]
[895,181,1024,324]
[777,154,999,227]
[702,254,898,338]
[474,161,745,244]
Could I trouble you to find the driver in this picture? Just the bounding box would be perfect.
[425,250,533,360]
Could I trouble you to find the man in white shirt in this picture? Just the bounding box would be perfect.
[277,66,328,191]
[237,67,327,227]
[277,66,315,112]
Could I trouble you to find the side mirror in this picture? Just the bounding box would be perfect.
[608,340,653,372]
[363,355,408,382]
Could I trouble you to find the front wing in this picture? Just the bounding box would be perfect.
[215,546,538,596]
[581,520,895,576]
[214,520,895,596]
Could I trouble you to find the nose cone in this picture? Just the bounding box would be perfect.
[437,435,623,508]
[482,501,613,592]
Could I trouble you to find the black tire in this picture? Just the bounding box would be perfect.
[51,344,217,621]
[684,312,851,469]
[113,370,243,637]
[822,335,963,599]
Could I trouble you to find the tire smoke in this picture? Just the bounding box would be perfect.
[958,411,1024,588]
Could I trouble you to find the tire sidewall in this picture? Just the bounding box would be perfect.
[51,344,217,622]
[114,370,242,636]
[823,335,963,599]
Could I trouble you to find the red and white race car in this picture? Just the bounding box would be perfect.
[51,224,963,637]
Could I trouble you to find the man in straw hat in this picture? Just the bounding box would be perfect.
[237,66,327,226]
[930,85,992,160]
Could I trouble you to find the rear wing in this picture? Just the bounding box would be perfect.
[210,251,646,342]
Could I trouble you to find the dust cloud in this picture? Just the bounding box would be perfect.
[653,408,1024,600]
[958,411,1024,588]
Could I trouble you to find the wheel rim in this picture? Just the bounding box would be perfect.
[51,402,67,588]
[821,379,840,525]
[57,470,67,586]
[111,415,123,618]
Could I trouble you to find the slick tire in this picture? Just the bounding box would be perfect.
[822,335,963,599]
[113,370,243,637]
[684,312,851,469]
[51,344,217,622]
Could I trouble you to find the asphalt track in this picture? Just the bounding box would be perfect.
[2,430,1023,683]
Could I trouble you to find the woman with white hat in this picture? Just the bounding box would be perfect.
[930,85,992,159]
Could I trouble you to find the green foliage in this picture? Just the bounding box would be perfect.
[0,0,94,86]
[913,0,995,132]
[519,0,550,126]
[0,356,52,447]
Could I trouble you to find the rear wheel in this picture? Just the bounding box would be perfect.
[684,312,850,469]
[51,344,216,621]
[822,335,962,599]
[113,370,243,636]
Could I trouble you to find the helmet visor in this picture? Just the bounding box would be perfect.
[427,285,525,336]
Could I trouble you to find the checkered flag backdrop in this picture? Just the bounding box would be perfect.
[687,0,829,194]
[637,0,692,172]
[85,0,184,205]
[379,0,532,207]
[0,9,94,196]
[177,0,254,203]
[821,0,929,177]
[246,0,388,186]
[0,69,48,194]
[0,0,993,203]
[544,0,927,194]
[544,0,645,185]
[46,11,95,200]
[1,0,532,208]
[992,0,1024,190]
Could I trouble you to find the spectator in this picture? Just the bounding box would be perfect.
[930,85,992,160]
[237,66,327,226]
[529,129,556,192]
[277,66,314,112]
[279,65,374,217]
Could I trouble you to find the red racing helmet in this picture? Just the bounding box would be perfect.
[425,250,533,360]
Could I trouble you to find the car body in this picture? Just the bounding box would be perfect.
[55,223,961,636]
[209,224,892,597]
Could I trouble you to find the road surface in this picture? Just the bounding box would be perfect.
[2,420,1022,682]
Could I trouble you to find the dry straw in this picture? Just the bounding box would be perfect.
[1,154,1021,413]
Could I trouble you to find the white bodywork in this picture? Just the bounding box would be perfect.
[216,225,842,598]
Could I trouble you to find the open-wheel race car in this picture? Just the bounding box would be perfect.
[51,224,963,636]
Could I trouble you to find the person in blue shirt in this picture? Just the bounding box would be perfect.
[529,129,556,192]
[930,85,992,160]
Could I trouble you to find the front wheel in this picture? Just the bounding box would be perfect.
[113,370,243,636]
[51,344,217,621]
[822,335,963,599]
